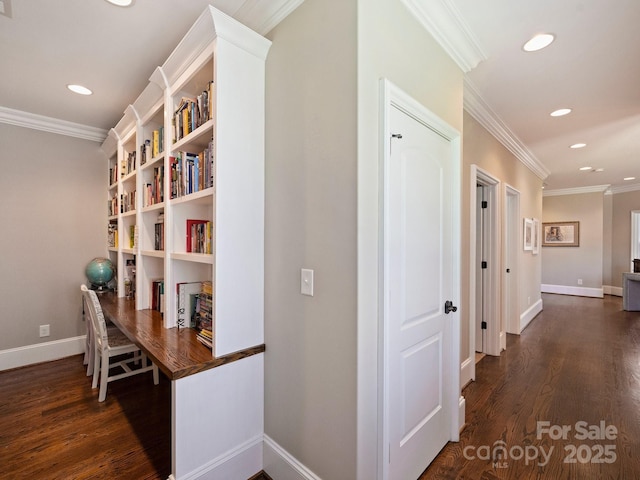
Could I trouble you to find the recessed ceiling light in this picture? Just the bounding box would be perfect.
[550,108,572,117]
[570,143,587,149]
[595,168,604,172]
[105,0,133,6]
[579,167,592,171]
[67,84,93,95]
[624,177,636,181]
[523,33,555,52]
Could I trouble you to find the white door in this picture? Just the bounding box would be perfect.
[384,101,458,480]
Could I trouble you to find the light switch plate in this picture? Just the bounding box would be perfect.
[301,268,314,296]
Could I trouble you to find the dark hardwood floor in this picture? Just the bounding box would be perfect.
[0,355,172,479]
[422,293,640,479]
[2,293,639,479]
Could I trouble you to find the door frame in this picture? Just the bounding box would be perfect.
[469,165,501,368]
[504,185,521,335]
[378,79,461,479]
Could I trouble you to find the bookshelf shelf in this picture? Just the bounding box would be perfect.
[140,249,165,259]
[171,252,215,264]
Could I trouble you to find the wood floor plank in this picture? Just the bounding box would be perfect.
[0,354,171,479]
[422,293,640,479]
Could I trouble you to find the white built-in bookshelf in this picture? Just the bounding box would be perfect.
[101,6,270,359]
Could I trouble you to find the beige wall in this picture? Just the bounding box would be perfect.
[264,0,358,478]
[609,190,640,287]
[0,124,105,350]
[462,113,543,357]
[542,192,604,288]
[265,0,465,477]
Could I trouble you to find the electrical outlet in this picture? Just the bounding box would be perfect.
[39,324,50,338]
[578,279,583,285]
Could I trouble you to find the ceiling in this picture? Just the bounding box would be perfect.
[1,0,639,192]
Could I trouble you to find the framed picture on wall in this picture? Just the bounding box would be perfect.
[532,218,540,255]
[523,218,533,251]
[542,221,580,247]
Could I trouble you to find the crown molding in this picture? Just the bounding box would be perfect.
[250,0,304,35]
[400,0,487,72]
[543,185,610,197]
[0,106,107,142]
[463,79,550,181]
[605,183,640,195]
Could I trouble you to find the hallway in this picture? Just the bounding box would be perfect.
[422,293,640,479]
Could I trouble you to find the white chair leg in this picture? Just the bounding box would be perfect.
[92,346,100,389]
[86,331,94,377]
[152,363,159,385]
[98,351,109,402]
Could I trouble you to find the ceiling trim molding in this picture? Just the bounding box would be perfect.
[464,78,550,181]
[605,183,640,196]
[0,106,107,142]
[252,0,305,35]
[543,185,610,197]
[400,0,487,72]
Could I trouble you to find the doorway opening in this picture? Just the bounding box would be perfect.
[469,166,501,383]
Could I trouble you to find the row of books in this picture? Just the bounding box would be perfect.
[154,213,165,251]
[169,141,215,199]
[151,279,165,314]
[122,190,136,213]
[108,193,118,217]
[140,127,165,165]
[123,150,136,177]
[108,223,118,248]
[186,219,213,254]
[109,164,118,186]
[173,82,214,142]
[142,166,164,207]
[129,225,138,249]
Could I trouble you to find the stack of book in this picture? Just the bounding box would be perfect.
[195,281,213,349]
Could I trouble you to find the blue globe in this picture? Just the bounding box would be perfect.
[86,257,115,289]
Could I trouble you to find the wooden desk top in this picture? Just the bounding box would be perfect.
[98,293,265,381]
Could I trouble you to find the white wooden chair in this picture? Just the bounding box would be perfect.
[81,284,159,402]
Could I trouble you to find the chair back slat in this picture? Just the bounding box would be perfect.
[81,284,109,347]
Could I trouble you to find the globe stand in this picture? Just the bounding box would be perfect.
[90,284,113,294]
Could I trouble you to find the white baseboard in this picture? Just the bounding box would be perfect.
[178,434,263,480]
[520,298,543,332]
[459,396,466,432]
[264,434,322,480]
[603,285,623,297]
[0,336,85,371]
[540,284,604,298]
[460,356,473,388]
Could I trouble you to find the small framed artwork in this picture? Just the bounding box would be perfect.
[532,218,540,255]
[542,221,580,247]
[523,218,533,251]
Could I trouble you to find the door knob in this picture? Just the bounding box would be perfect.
[444,300,458,314]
